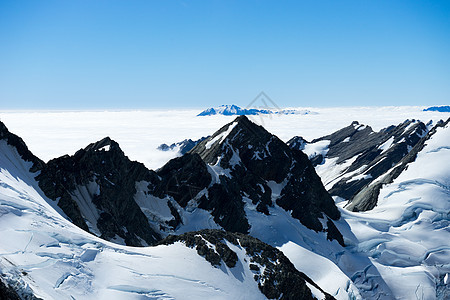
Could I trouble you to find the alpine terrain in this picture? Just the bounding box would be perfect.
[0,114,449,300]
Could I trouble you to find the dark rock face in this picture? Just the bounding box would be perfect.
[0,276,42,300]
[0,122,45,173]
[287,136,308,151]
[0,278,21,300]
[159,229,334,300]
[152,153,211,207]
[347,118,449,211]
[157,136,208,155]
[190,116,343,244]
[36,137,162,246]
[297,120,428,210]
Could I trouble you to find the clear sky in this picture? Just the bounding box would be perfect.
[1,0,449,109]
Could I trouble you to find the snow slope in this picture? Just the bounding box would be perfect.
[337,120,450,299]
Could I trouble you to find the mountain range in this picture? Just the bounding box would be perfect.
[0,115,449,299]
[423,106,450,112]
[197,104,316,116]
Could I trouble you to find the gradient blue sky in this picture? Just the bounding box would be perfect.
[1,0,449,109]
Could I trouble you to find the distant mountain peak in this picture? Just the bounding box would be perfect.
[423,105,450,112]
[197,104,271,116]
[197,105,316,116]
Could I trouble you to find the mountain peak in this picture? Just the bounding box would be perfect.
[189,116,342,242]
[190,116,271,165]
[84,136,118,152]
[197,104,270,116]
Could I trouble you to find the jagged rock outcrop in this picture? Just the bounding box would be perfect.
[287,136,308,151]
[0,276,42,300]
[292,120,429,209]
[0,277,21,300]
[159,229,335,300]
[0,122,45,172]
[346,118,449,211]
[36,137,162,246]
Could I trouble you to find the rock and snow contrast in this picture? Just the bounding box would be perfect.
[0,121,329,300]
[157,137,208,155]
[0,109,449,299]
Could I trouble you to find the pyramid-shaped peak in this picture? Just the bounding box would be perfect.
[209,115,269,145]
[190,115,285,167]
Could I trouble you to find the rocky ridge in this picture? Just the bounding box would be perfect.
[0,117,344,247]
[289,119,430,210]
[347,118,449,211]
[159,229,334,300]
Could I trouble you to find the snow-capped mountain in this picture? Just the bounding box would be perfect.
[36,137,163,246]
[197,105,272,116]
[424,105,450,112]
[157,136,208,154]
[197,104,315,116]
[188,116,343,243]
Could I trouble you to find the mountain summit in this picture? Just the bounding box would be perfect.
[189,116,343,244]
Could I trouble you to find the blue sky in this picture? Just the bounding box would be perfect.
[1,0,449,109]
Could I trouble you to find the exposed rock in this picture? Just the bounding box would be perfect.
[36,137,162,246]
[159,229,335,300]
[0,122,45,172]
[287,136,308,151]
[0,277,21,300]
[157,136,208,155]
[151,153,211,207]
[0,276,42,300]
[190,116,343,244]
[301,120,428,207]
[347,118,449,211]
